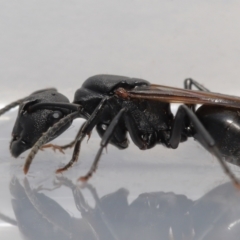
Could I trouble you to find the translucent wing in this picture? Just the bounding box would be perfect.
[116,84,240,109]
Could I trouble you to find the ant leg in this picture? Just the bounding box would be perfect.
[169,105,240,188]
[24,97,110,174]
[56,98,111,173]
[125,113,148,149]
[55,124,84,173]
[41,124,85,153]
[184,78,210,92]
[24,111,80,174]
[41,144,65,153]
[79,108,126,181]
[184,78,210,111]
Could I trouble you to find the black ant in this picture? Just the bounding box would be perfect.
[1,75,240,185]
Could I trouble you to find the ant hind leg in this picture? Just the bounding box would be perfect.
[169,104,240,188]
[184,78,210,92]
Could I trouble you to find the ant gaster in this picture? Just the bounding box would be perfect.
[1,75,240,185]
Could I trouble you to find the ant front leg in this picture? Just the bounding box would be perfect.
[41,144,66,153]
[24,98,110,174]
[41,125,86,153]
[79,108,126,181]
[56,98,110,173]
[24,111,80,174]
[55,123,85,173]
[169,105,240,188]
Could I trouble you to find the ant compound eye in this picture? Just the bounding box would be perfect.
[52,111,63,119]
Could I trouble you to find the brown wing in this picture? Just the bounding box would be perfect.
[115,84,240,109]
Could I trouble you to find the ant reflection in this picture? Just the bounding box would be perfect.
[4,178,240,240]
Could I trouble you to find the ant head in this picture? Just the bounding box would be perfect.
[10,90,72,157]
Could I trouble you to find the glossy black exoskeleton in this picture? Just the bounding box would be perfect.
[1,75,240,184]
[9,89,72,158]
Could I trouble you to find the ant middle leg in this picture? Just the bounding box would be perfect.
[169,105,240,188]
[55,124,84,173]
[79,108,126,181]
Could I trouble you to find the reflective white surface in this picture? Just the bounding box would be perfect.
[1,1,240,239]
